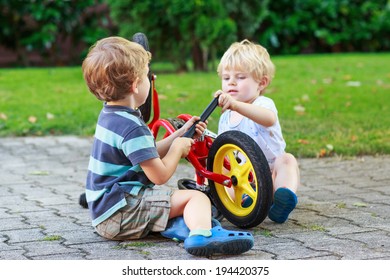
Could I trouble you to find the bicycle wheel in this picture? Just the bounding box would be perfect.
[207,131,273,228]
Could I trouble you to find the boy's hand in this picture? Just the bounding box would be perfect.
[181,116,207,139]
[172,137,194,158]
[214,90,237,113]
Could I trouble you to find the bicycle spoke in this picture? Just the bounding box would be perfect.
[241,181,256,198]
[239,157,252,176]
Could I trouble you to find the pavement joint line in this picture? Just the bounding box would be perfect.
[1,136,389,260]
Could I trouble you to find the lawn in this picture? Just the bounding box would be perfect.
[0,53,389,157]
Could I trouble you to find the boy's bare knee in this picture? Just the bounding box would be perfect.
[277,153,297,166]
[195,190,210,201]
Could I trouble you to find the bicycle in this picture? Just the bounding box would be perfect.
[80,33,274,229]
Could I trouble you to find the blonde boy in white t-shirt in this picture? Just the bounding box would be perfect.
[215,39,300,223]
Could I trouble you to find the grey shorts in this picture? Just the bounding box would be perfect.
[95,186,173,240]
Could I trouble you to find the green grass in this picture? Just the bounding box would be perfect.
[42,235,62,241]
[305,224,327,232]
[0,67,101,136]
[113,241,157,249]
[0,53,389,157]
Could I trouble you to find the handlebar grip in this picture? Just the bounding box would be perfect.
[183,97,219,138]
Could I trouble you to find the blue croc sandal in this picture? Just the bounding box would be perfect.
[268,188,298,223]
[161,217,221,242]
[184,226,254,256]
[161,217,189,241]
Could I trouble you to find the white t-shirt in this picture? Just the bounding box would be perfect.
[218,96,286,166]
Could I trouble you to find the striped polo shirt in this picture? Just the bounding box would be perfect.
[86,104,159,226]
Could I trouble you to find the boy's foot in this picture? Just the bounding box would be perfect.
[268,188,297,223]
[184,226,254,256]
[79,193,88,208]
[160,216,189,241]
[161,217,221,242]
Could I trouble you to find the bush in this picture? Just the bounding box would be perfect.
[257,0,390,54]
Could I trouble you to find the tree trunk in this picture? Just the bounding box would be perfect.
[192,41,205,71]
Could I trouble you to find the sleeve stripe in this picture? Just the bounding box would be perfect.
[122,135,155,156]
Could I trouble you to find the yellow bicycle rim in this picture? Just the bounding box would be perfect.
[212,143,258,216]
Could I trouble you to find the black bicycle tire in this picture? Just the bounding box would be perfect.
[132,32,153,124]
[207,130,273,228]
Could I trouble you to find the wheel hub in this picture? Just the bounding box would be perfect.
[231,175,238,186]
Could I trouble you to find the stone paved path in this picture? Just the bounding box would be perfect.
[1,136,389,260]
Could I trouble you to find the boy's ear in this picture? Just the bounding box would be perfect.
[258,76,270,92]
[260,76,270,88]
[131,78,139,93]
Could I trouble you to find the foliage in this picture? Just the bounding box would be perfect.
[223,0,270,40]
[1,0,389,67]
[258,0,390,54]
[0,0,113,66]
[106,0,390,69]
[107,0,236,71]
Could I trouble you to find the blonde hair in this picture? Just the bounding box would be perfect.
[217,39,275,85]
[82,36,151,102]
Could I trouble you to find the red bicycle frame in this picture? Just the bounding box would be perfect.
[147,76,232,189]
